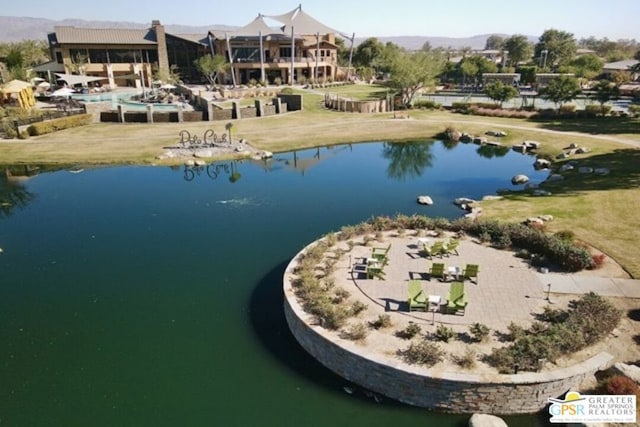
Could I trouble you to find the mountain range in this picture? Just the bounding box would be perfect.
[0,16,535,50]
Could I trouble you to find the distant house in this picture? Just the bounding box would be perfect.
[45,20,208,89]
[602,59,639,80]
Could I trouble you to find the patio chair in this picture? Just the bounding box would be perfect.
[444,239,460,256]
[371,243,391,263]
[463,264,480,284]
[407,280,427,312]
[430,241,446,258]
[429,262,446,281]
[446,281,468,315]
[366,259,385,279]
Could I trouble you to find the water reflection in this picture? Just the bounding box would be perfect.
[476,144,511,159]
[382,141,435,181]
[0,166,37,218]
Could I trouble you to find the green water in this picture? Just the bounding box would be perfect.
[0,141,551,426]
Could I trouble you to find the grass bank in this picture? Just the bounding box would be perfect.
[1,91,639,276]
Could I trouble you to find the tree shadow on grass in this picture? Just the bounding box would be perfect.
[528,116,640,135]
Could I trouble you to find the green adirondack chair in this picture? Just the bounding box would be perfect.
[366,259,385,279]
[430,240,446,258]
[429,262,446,281]
[371,243,391,263]
[407,280,427,312]
[446,281,468,314]
[444,239,460,256]
[463,264,480,284]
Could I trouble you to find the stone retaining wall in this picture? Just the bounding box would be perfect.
[283,241,614,415]
[323,94,391,113]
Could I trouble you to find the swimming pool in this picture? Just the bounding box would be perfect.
[70,90,139,103]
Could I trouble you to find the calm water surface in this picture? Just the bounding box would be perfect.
[0,140,551,426]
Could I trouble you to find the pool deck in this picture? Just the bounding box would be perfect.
[334,232,640,331]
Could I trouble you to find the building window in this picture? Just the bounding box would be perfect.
[55,52,63,63]
[279,47,292,58]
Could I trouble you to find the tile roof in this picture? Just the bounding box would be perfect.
[53,26,157,45]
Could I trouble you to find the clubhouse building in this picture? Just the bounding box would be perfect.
[45,6,350,89]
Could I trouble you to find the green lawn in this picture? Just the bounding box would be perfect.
[310,83,391,100]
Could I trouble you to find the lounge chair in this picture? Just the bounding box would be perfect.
[444,239,460,256]
[446,281,468,314]
[429,262,446,281]
[407,280,427,312]
[463,264,480,284]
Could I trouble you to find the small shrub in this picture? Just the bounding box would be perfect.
[398,341,444,366]
[340,322,369,341]
[349,301,368,316]
[27,113,93,136]
[369,314,392,330]
[469,323,490,342]
[273,77,282,86]
[332,288,350,304]
[515,248,531,259]
[452,348,477,369]
[554,230,575,241]
[603,375,640,395]
[505,322,526,341]
[538,306,569,323]
[434,324,455,342]
[591,253,606,269]
[395,323,421,339]
[413,99,442,110]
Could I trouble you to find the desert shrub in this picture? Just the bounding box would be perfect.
[332,288,350,304]
[538,306,569,323]
[451,102,471,113]
[340,322,369,341]
[398,341,445,366]
[27,113,93,136]
[504,322,526,341]
[603,375,640,395]
[515,248,532,259]
[487,293,621,373]
[452,348,477,369]
[413,99,441,110]
[369,314,392,330]
[559,104,577,114]
[628,105,640,114]
[434,324,455,342]
[585,104,611,117]
[469,323,490,342]
[349,301,368,316]
[395,323,421,339]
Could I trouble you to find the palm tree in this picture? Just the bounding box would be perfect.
[225,122,234,143]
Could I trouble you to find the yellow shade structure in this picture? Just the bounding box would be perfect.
[1,79,32,94]
[1,79,36,109]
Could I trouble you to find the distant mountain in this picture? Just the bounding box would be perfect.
[0,16,236,42]
[353,34,538,50]
[0,16,536,51]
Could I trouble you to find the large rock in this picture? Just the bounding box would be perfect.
[534,158,551,169]
[454,197,476,206]
[595,168,610,175]
[417,195,433,205]
[194,149,213,158]
[511,174,529,185]
[559,163,574,172]
[468,413,508,427]
[579,167,594,174]
[546,174,564,182]
[611,363,640,383]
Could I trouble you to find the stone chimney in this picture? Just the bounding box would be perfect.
[152,20,169,78]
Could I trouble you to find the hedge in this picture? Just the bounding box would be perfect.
[27,114,93,136]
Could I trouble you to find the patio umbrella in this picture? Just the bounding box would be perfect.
[1,79,32,94]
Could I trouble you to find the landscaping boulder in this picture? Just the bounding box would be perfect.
[468,413,508,427]
[559,164,574,172]
[556,152,570,159]
[526,217,545,226]
[534,158,551,169]
[611,363,640,383]
[524,182,539,189]
[481,195,503,201]
[523,140,541,150]
[194,159,207,167]
[576,147,591,154]
[473,136,488,145]
[194,149,213,158]
[595,168,610,175]
[538,214,554,222]
[511,174,529,185]
[579,167,594,174]
[460,133,473,142]
[184,159,195,166]
[454,197,476,206]
[533,189,552,196]
[417,195,433,205]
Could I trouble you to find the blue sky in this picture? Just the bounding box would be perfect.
[4,0,639,40]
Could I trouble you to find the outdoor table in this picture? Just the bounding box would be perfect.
[446,266,462,281]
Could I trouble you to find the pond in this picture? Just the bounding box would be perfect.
[0,140,552,426]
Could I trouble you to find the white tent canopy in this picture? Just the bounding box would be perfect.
[55,73,107,86]
[266,5,347,38]
[230,14,283,37]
